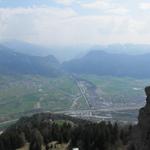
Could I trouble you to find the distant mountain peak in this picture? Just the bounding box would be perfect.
[63,50,150,78]
[0,45,61,76]
[86,50,107,56]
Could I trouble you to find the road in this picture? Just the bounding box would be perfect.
[0,105,140,127]
[53,106,141,114]
[0,119,18,126]
[70,96,82,109]
[76,80,91,108]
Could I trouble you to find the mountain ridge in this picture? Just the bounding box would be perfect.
[63,50,150,78]
[0,44,61,77]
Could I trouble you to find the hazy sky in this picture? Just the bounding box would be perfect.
[0,0,150,46]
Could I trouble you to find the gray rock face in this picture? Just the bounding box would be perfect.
[131,86,150,150]
[145,86,150,97]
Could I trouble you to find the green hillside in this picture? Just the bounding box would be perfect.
[79,75,149,106]
[0,75,87,120]
[0,74,149,125]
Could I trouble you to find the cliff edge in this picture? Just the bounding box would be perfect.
[130,86,150,150]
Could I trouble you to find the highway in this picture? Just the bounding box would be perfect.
[76,80,91,108]
[53,106,141,114]
[0,105,141,127]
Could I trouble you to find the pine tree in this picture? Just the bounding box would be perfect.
[29,129,43,150]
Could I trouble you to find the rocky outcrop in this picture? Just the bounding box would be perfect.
[130,86,150,150]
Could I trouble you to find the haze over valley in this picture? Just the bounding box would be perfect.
[0,43,150,128]
[1,1,150,149]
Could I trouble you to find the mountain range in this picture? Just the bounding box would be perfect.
[2,40,88,62]
[1,42,150,78]
[63,50,150,78]
[0,44,61,76]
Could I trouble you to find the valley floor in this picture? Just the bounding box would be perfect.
[0,74,149,130]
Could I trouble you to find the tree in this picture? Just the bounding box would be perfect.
[0,139,5,150]
[29,129,43,150]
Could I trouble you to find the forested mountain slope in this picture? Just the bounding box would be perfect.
[0,45,61,77]
[63,50,150,78]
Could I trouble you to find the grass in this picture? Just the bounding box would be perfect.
[0,75,82,118]
[0,120,17,130]
[0,74,149,124]
[79,74,150,104]
[54,120,74,126]
[17,143,68,150]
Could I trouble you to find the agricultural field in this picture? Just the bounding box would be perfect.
[0,74,150,125]
[79,75,150,108]
[0,75,87,121]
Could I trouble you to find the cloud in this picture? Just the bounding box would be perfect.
[54,0,75,6]
[81,0,110,10]
[80,0,129,15]
[0,5,150,46]
[0,6,77,43]
[139,2,150,10]
[107,7,129,15]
